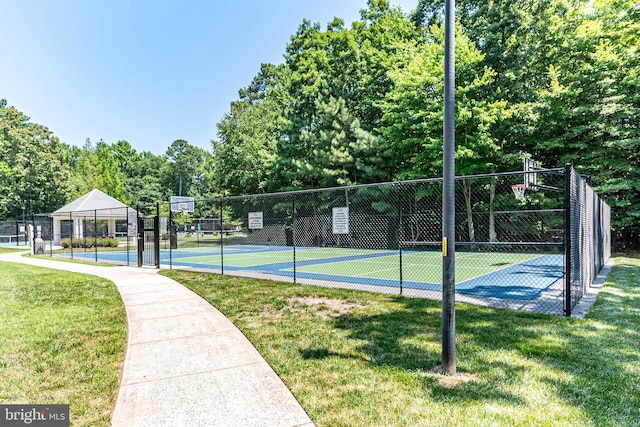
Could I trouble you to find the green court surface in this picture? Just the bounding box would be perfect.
[177,247,385,268]
[169,246,563,300]
[289,251,537,284]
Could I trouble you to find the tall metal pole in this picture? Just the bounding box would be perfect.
[442,0,457,375]
[292,194,297,284]
[219,200,224,275]
[564,163,572,316]
[21,206,25,247]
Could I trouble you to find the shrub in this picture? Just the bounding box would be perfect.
[96,237,119,248]
[60,237,119,249]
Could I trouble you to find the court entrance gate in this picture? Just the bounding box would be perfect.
[137,215,159,268]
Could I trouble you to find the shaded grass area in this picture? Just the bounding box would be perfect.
[0,261,126,426]
[163,256,640,426]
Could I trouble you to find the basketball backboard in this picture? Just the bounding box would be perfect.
[524,157,541,190]
[170,196,195,213]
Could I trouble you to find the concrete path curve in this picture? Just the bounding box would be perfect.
[0,251,314,427]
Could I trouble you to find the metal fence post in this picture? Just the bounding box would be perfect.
[31,204,37,255]
[398,182,404,295]
[564,163,573,317]
[292,193,297,284]
[126,207,130,266]
[69,210,73,259]
[169,208,173,270]
[220,200,224,275]
[48,216,52,256]
[155,203,160,269]
[93,210,97,262]
[136,205,142,268]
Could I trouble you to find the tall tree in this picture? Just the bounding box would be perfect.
[93,140,126,201]
[212,63,286,195]
[532,0,640,247]
[111,140,139,178]
[67,139,127,202]
[109,140,169,205]
[275,1,417,190]
[379,22,517,241]
[165,139,202,196]
[127,151,171,205]
[413,0,587,155]
[0,99,72,216]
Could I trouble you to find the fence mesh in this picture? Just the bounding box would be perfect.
[567,168,612,312]
[23,166,610,317]
[0,220,29,246]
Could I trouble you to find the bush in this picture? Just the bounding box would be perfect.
[60,237,119,249]
[96,237,119,248]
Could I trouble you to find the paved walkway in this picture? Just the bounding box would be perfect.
[0,251,314,427]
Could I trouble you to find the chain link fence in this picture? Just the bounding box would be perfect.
[567,167,611,312]
[26,166,610,317]
[0,220,29,246]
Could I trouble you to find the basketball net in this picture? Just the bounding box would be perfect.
[511,184,526,200]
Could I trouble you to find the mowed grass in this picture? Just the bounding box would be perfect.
[0,255,126,425]
[163,256,640,426]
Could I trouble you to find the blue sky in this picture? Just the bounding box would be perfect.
[1,0,417,155]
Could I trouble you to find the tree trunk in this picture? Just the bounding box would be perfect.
[489,179,497,242]
[463,179,475,244]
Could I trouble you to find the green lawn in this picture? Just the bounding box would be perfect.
[163,256,640,426]
[0,246,28,254]
[2,247,637,426]
[0,258,126,426]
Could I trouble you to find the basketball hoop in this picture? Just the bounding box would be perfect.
[511,184,526,200]
[171,196,195,214]
[178,202,190,215]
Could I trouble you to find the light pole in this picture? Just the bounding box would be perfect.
[441,0,457,375]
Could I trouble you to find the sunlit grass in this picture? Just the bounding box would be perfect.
[0,261,126,426]
[163,256,640,426]
[0,246,28,254]
[31,254,118,267]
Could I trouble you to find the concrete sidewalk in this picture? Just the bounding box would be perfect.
[0,251,314,427]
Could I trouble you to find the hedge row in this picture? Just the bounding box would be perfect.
[60,237,119,249]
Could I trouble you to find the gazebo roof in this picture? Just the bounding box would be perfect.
[51,189,133,218]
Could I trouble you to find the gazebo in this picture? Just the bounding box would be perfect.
[50,189,136,245]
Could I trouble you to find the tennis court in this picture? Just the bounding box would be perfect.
[61,245,564,301]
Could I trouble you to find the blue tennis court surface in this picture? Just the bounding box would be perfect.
[58,245,564,301]
[455,255,564,299]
